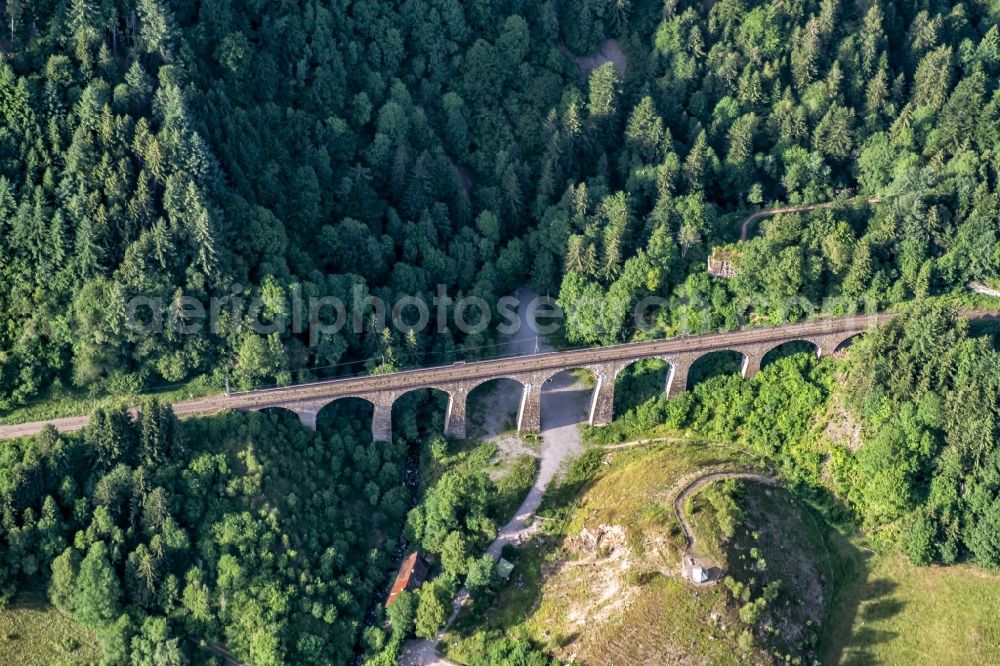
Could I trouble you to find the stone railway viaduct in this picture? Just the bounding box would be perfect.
[0,313,893,443]
[218,313,890,442]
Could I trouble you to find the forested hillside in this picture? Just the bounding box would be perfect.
[2,0,999,411]
[4,1,1000,664]
[597,305,1000,569]
[0,405,411,663]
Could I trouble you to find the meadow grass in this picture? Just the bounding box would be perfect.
[443,442,770,664]
[442,437,1000,665]
[0,591,100,665]
[825,550,1000,665]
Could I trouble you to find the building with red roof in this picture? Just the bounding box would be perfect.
[386,551,429,606]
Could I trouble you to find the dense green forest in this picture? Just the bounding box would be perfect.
[357,392,544,665]
[842,307,1000,565]
[2,0,1000,662]
[0,404,411,663]
[2,0,1000,410]
[0,390,546,664]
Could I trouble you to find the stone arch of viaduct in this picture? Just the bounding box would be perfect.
[248,327,865,443]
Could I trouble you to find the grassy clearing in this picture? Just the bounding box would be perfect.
[685,482,738,566]
[581,421,672,447]
[551,443,753,541]
[825,551,1000,665]
[492,454,540,520]
[441,435,1000,665]
[0,591,100,665]
[442,442,772,664]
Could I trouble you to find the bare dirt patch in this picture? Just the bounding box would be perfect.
[559,525,636,626]
[487,435,538,481]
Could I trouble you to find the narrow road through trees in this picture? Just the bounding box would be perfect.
[399,292,590,666]
[738,196,882,241]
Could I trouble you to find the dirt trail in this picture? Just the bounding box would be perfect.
[671,470,777,585]
[970,282,1000,297]
[400,290,591,666]
[739,196,881,241]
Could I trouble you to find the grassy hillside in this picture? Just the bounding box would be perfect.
[442,440,1000,665]
[442,441,772,664]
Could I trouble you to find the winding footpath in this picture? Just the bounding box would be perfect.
[672,470,778,585]
[399,372,589,665]
[739,196,882,241]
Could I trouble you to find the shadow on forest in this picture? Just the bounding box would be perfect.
[258,405,302,427]
[316,397,374,438]
[969,318,1000,349]
[761,341,819,369]
[614,359,669,418]
[392,388,447,442]
[688,350,744,389]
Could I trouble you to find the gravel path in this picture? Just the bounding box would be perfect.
[970,282,1000,297]
[399,291,591,666]
[486,371,588,557]
[738,196,881,241]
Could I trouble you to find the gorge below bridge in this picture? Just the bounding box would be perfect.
[0,313,896,442]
